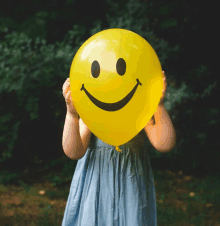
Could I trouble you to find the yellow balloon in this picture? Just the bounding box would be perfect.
[69,28,163,147]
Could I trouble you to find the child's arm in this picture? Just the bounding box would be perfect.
[144,71,176,152]
[62,112,92,160]
[144,104,176,153]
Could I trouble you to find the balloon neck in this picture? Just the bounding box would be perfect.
[115,146,121,152]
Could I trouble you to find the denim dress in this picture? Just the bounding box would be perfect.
[62,129,157,226]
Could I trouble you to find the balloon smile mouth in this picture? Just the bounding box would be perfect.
[80,78,142,111]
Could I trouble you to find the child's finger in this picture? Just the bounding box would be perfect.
[66,91,71,99]
[69,92,73,102]
[63,80,70,94]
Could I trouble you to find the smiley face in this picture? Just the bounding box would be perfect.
[81,58,142,111]
[69,28,163,146]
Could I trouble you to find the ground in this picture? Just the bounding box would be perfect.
[0,169,219,226]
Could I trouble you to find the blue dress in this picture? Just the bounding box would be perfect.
[62,129,157,226]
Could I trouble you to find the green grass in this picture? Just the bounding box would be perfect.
[0,169,219,226]
[154,169,219,225]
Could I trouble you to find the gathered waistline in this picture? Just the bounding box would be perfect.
[92,138,145,151]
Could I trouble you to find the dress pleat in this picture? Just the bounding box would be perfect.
[62,129,157,226]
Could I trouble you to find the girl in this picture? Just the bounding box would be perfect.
[62,71,176,226]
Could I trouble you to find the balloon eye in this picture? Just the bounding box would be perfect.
[91,60,100,78]
[116,58,126,76]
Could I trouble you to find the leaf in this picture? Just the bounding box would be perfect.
[160,19,178,29]
[160,6,169,15]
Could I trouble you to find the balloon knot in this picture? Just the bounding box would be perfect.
[115,146,121,152]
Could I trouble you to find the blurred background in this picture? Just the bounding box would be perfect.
[0,0,219,225]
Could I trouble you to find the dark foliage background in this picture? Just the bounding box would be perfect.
[0,0,218,186]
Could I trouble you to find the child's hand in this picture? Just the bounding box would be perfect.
[159,71,167,106]
[62,78,79,117]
